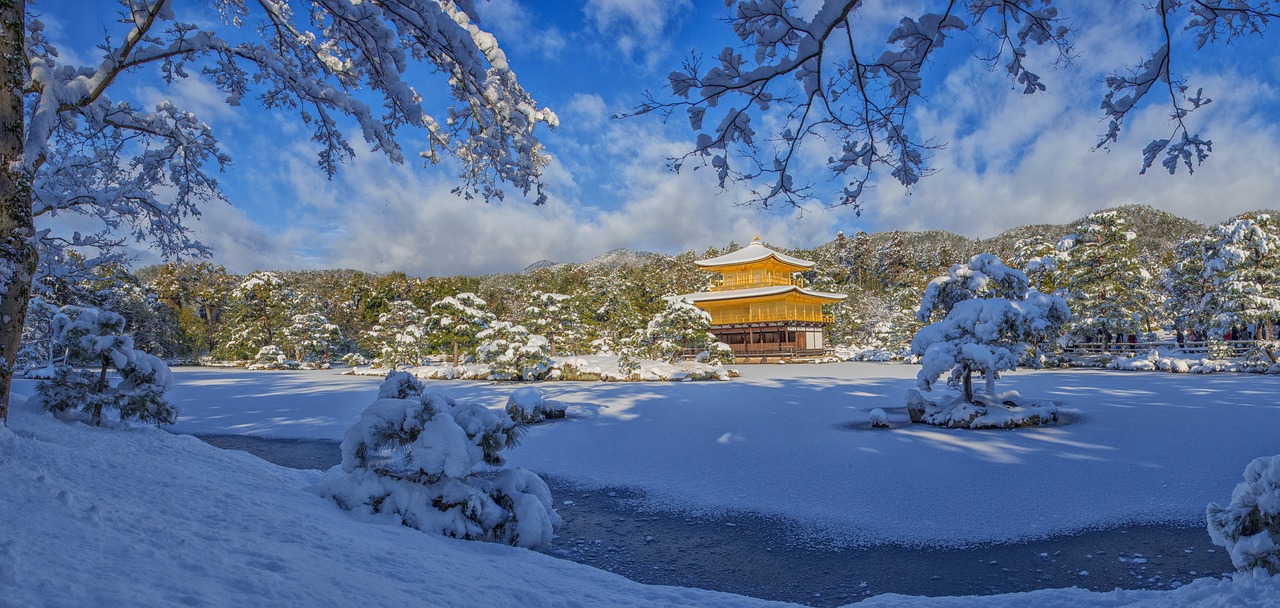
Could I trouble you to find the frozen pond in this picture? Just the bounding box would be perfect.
[150,364,1280,548]
[193,433,1232,606]
[53,362,1263,604]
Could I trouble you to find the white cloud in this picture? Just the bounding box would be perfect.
[475,0,568,60]
[832,1,1280,238]
[582,0,692,69]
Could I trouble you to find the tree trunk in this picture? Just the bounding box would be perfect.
[0,0,34,427]
[452,340,459,367]
[962,368,974,404]
[92,354,109,427]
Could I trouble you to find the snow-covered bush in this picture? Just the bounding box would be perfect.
[869,408,889,428]
[1208,454,1280,574]
[908,254,1069,428]
[317,371,560,549]
[1208,336,1235,360]
[699,341,735,366]
[32,306,178,427]
[505,386,554,423]
[341,352,370,368]
[476,322,552,381]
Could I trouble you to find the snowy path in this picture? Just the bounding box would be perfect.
[73,363,1280,547]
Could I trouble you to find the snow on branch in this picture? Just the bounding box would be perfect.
[624,0,1070,209]
[630,0,1273,209]
[22,0,556,286]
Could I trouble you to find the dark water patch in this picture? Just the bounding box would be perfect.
[836,407,1085,432]
[192,433,341,471]
[188,433,1231,606]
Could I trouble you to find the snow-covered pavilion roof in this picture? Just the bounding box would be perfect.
[671,285,846,303]
[695,238,815,269]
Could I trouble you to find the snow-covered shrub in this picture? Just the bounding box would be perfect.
[869,408,889,428]
[908,254,1069,429]
[476,322,552,381]
[1208,336,1235,360]
[1208,455,1280,574]
[505,386,552,423]
[700,342,735,366]
[341,352,369,368]
[317,371,560,549]
[248,345,299,370]
[33,306,178,426]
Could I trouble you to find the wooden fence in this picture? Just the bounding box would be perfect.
[1062,340,1257,357]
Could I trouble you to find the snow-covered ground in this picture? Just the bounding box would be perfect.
[7,363,1280,606]
[145,363,1280,547]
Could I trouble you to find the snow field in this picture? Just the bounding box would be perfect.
[6,364,1280,606]
[143,363,1280,548]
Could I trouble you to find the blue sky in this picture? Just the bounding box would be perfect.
[40,1,1280,276]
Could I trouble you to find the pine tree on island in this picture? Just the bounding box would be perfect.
[907,254,1069,429]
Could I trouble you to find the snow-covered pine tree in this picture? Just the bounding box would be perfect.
[522,291,582,357]
[909,254,1069,428]
[1058,211,1153,349]
[364,300,431,369]
[281,310,343,365]
[1199,214,1280,356]
[317,371,560,549]
[643,298,714,362]
[1011,236,1061,295]
[476,321,552,381]
[32,306,177,427]
[217,272,289,361]
[427,293,496,366]
[1165,236,1214,342]
[0,0,555,425]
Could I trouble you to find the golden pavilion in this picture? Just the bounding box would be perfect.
[676,237,846,358]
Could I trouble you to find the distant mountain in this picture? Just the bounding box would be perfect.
[522,259,558,272]
[523,248,663,273]
[978,204,1206,260]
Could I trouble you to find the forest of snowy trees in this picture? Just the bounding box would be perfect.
[14,204,1280,371]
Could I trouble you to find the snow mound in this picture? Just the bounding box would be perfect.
[906,389,1058,429]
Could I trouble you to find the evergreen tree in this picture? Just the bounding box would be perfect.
[364,300,432,369]
[643,298,714,362]
[281,302,344,364]
[427,293,496,366]
[1058,211,1153,348]
[32,306,177,427]
[476,322,552,381]
[217,271,289,360]
[1165,236,1214,341]
[1199,214,1280,352]
[912,254,1070,404]
[522,291,583,357]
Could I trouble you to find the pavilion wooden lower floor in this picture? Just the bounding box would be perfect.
[708,321,829,358]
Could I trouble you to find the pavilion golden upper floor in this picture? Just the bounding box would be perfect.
[674,238,846,356]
